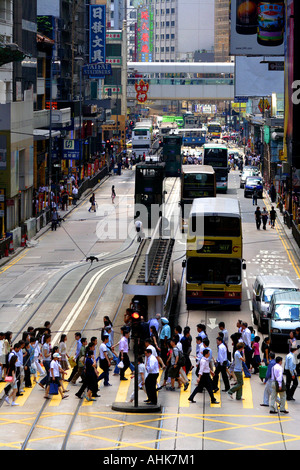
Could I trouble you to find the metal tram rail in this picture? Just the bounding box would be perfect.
[11,174,182,450]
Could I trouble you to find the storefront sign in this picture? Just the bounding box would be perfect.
[63,139,80,160]
[89,5,106,77]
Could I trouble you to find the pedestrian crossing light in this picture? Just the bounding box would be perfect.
[131,311,141,338]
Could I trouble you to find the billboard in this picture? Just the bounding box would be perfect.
[136,3,154,62]
[89,5,106,77]
[230,0,284,56]
[235,56,284,96]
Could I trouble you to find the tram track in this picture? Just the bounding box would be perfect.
[18,260,131,450]
[3,171,184,450]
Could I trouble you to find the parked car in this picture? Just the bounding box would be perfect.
[244,176,263,198]
[252,275,299,333]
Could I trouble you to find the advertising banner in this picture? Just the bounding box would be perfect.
[89,5,106,77]
[230,0,284,56]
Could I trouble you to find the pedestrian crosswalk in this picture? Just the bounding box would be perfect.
[0,370,276,410]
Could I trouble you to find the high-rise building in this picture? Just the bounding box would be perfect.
[128,0,215,63]
[214,0,231,62]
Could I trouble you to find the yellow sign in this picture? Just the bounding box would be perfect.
[279,149,286,161]
[258,98,270,113]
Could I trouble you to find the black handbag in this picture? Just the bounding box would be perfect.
[275,379,286,392]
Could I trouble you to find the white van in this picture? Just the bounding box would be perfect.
[269,291,300,350]
[252,275,298,333]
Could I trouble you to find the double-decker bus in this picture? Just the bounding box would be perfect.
[162,134,183,177]
[159,121,178,137]
[180,165,216,232]
[203,143,229,192]
[176,127,206,147]
[183,113,201,128]
[207,121,222,139]
[132,120,153,158]
[185,198,245,308]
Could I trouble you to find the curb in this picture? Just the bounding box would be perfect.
[0,174,111,269]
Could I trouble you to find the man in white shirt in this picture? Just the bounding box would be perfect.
[118,328,130,381]
[188,349,219,404]
[241,322,252,369]
[44,353,68,400]
[270,356,288,414]
[212,337,230,392]
[97,335,111,387]
[144,348,159,405]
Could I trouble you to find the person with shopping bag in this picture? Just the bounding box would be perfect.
[44,353,68,400]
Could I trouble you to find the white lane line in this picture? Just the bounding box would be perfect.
[52,257,131,344]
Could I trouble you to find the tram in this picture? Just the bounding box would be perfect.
[162,134,183,177]
[134,162,166,229]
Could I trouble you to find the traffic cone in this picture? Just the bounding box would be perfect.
[9,239,14,253]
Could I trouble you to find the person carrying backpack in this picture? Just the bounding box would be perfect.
[166,338,189,392]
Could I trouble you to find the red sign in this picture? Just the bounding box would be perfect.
[135,79,149,103]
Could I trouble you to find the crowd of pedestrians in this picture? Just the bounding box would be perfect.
[33,180,79,217]
[0,312,298,411]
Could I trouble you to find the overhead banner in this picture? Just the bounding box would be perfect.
[230,0,284,56]
[89,5,106,77]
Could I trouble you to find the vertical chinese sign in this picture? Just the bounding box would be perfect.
[137,2,154,62]
[135,79,149,103]
[89,5,106,78]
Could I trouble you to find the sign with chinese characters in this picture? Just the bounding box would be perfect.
[89,5,106,77]
[63,140,80,160]
[135,79,149,103]
[137,3,154,62]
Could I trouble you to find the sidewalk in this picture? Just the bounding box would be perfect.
[0,173,110,269]
[264,189,300,267]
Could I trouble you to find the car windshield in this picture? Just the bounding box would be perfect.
[246,178,262,185]
[273,304,300,321]
[263,288,278,303]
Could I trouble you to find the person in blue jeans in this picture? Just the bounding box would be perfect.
[227,343,245,400]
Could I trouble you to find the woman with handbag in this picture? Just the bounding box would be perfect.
[4,355,19,406]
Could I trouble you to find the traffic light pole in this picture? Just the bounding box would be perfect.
[133,337,139,408]
[111,332,161,413]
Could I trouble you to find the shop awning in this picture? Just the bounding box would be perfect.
[33,129,61,141]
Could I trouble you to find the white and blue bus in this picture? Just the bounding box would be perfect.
[176,128,206,147]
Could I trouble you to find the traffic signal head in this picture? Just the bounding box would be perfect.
[132,312,140,321]
[131,311,141,338]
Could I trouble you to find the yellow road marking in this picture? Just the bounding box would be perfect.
[0,249,29,275]
[242,377,253,408]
